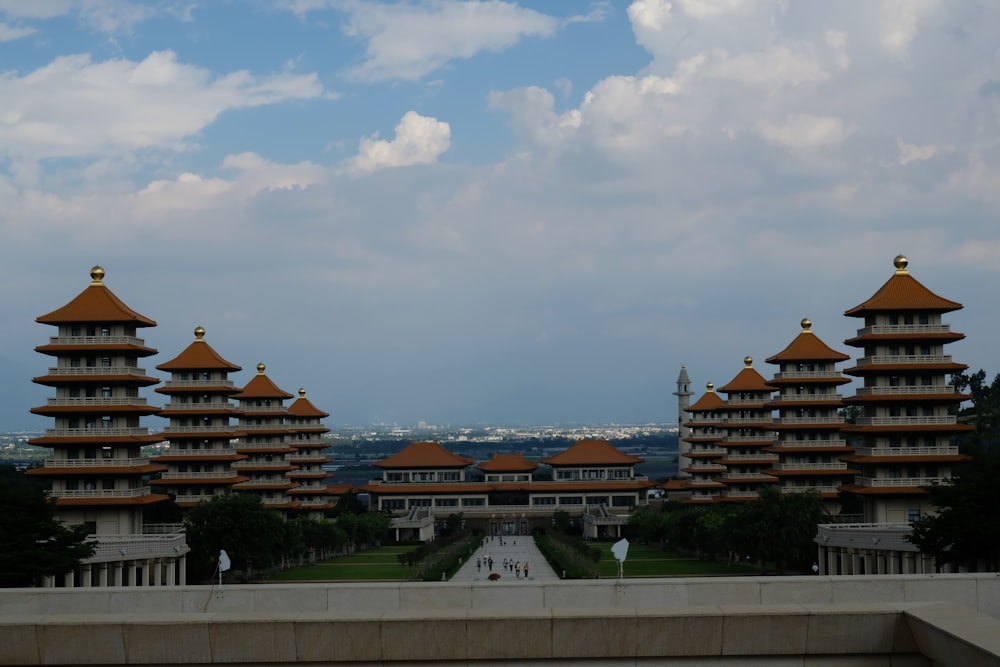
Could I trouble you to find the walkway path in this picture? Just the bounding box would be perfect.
[450,534,559,582]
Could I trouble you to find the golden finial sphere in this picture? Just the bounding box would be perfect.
[299,388,306,397]
[257,363,266,374]
[801,318,812,331]
[707,382,714,391]
[194,326,205,340]
[90,266,105,285]
[744,356,753,367]
[893,254,909,273]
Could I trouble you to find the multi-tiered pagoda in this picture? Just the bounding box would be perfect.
[765,319,857,509]
[839,255,972,523]
[678,383,727,503]
[716,357,778,500]
[286,388,336,517]
[152,327,247,507]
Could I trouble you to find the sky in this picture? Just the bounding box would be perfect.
[1,0,999,430]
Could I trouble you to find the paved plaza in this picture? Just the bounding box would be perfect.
[451,534,559,581]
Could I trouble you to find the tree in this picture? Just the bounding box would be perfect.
[724,487,829,574]
[908,446,1000,571]
[0,466,95,587]
[183,494,286,582]
[953,370,1000,449]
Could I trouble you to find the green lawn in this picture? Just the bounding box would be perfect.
[596,543,756,578]
[266,546,415,581]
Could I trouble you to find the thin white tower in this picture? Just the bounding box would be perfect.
[673,365,693,478]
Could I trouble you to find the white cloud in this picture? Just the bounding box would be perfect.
[880,0,940,57]
[675,0,754,20]
[0,0,182,33]
[757,114,851,149]
[897,138,947,165]
[0,20,33,41]
[0,50,324,160]
[351,111,451,174]
[340,0,559,81]
[627,0,673,32]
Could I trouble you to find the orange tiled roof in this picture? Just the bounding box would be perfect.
[36,267,156,327]
[374,441,476,469]
[233,366,294,400]
[845,256,962,316]
[53,494,170,507]
[717,359,772,393]
[687,387,724,412]
[766,321,850,363]
[157,329,241,371]
[541,439,643,466]
[478,453,539,473]
[287,390,330,418]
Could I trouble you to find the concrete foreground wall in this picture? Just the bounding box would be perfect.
[3,576,1000,665]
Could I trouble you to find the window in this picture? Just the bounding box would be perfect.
[100,357,111,368]
[382,499,405,510]
[434,498,458,507]
[532,497,556,506]
[100,327,110,337]
[101,386,112,398]
[461,498,485,507]
[101,447,113,459]
[908,509,921,523]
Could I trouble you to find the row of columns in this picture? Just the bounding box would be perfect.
[42,556,187,588]
[816,544,947,575]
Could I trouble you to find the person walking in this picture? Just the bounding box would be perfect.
[524,562,529,578]
[515,561,521,578]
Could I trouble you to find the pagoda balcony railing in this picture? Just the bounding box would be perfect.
[290,438,328,446]
[722,472,778,480]
[722,398,772,406]
[233,460,292,468]
[724,490,763,498]
[772,439,847,448]
[47,335,147,347]
[236,440,291,449]
[721,434,775,442]
[159,471,240,480]
[162,379,235,388]
[262,497,294,506]
[175,493,219,503]
[161,448,239,457]
[287,453,329,462]
[771,394,843,402]
[855,324,952,336]
[687,446,726,455]
[854,354,952,366]
[782,485,839,494]
[854,385,954,396]
[240,423,290,431]
[46,397,148,407]
[238,405,287,413]
[162,425,241,434]
[233,479,294,487]
[853,416,956,426]
[162,402,238,411]
[853,445,959,456]
[773,416,845,425]
[772,370,844,380]
[684,464,726,471]
[44,457,151,468]
[855,476,947,487]
[51,486,152,499]
[719,418,774,425]
[45,427,151,437]
[722,453,778,462]
[771,462,848,471]
[47,366,149,377]
[297,499,332,507]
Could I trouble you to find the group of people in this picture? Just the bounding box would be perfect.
[475,556,529,578]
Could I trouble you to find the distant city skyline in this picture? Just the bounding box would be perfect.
[1,2,996,430]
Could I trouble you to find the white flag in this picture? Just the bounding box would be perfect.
[219,549,231,572]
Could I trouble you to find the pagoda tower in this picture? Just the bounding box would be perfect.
[27,266,167,535]
[673,365,694,478]
[286,388,336,517]
[717,357,777,501]
[765,319,857,509]
[839,255,972,523]
[152,327,247,507]
[231,363,299,514]
[679,382,727,503]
